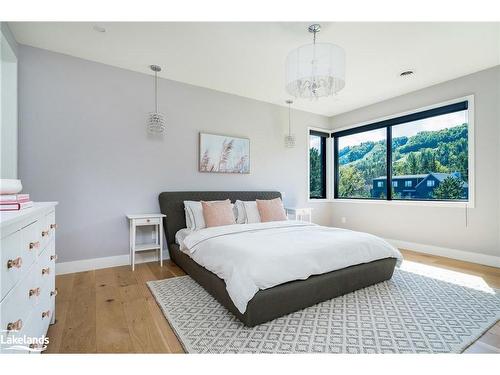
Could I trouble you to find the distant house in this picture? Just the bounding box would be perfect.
[371,172,468,199]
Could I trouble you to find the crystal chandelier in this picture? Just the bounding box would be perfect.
[284,100,296,148]
[147,65,166,133]
[286,24,345,99]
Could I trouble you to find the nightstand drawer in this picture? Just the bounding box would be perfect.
[134,217,161,226]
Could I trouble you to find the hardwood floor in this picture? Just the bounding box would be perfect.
[45,250,500,353]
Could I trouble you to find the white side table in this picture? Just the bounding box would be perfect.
[285,207,313,222]
[126,214,166,271]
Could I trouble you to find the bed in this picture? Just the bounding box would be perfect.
[158,191,399,327]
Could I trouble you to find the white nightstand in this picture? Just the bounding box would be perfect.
[285,207,313,222]
[127,214,166,271]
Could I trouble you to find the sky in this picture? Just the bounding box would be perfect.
[310,135,322,152]
[337,110,468,149]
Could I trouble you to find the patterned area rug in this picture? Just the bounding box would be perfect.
[147,264,500,353]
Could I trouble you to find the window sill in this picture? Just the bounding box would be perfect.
[331,198,474,208]
[307,198,335,203]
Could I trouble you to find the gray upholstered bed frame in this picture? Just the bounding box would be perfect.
[158,191,397,327]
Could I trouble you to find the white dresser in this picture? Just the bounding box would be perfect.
[0,202,58,353]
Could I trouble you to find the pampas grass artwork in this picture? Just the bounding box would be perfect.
[199,133,250,173]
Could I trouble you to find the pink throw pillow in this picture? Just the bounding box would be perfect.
[256,198,287,222]
[201,199,236,227]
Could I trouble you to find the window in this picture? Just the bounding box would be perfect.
[333,99,471,203]
[309,130,329,199]
[334,128,387,199]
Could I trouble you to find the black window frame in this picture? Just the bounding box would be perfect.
[309,130,330,199]
[333,100,469,202]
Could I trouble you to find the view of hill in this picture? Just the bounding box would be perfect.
[338,123,468,198]
[309,123,468,199]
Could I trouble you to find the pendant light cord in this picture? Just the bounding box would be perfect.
[311,29,318,94]
[154,70,158,113]
[288,102,292,135]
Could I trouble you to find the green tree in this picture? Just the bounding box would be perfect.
[406,152,419,174]
[339,166,366,197]
[432,176,464,199]
[419,149,437,173]
[309,148,322,197]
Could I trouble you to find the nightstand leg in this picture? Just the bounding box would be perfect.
[129,221,133,267]
[131,222,136,271]
[159,223,163,267]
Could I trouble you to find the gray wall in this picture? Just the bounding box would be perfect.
[18,44,500,263]
[18,45,331,263]
[1,22,17,55]
[330,66,500,257]
[1,22,18,179]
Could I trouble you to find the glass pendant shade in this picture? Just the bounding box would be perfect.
[147,64,166,134]
[286,26,346,99]
[147,112,166,133]
[284,134,296,148]
[284,99,296,148]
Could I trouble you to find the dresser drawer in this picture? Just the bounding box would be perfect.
[22,221,41,261]
[0,307,49,354]
[46,210,57,238]
[27,264,45,309]
[135,217,161,226]
[21,312,48,354]
[1,221,38,300]
[37,247,55,290]
[0,202,57,354]
[0,268,36,335]
[1,230,22,299]
[35,291,53,344]
[38,215,52,251]
[0,314,31,353]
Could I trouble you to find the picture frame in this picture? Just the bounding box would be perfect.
[199,133,250,174]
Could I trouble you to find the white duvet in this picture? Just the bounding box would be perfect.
[182,221,402,314]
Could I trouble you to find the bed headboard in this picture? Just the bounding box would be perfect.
[158,191,282,248]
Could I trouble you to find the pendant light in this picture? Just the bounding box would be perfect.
[284,99,296,148]
[147,65,166,134]
[286,24,345,99]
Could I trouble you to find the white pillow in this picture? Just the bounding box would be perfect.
[184,200,236,230]
[234,200,246,224]
[184,208,193,229]
[242,201,261,223]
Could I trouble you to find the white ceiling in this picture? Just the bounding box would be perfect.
[9,22,500,116]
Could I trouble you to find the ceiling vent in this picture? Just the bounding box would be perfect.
[399,70,415,77]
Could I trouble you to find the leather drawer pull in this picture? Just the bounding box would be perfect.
[50,254,58,261]
[6,319,23,331]
[50,223,58,229]
[50,289,58,297]
[29,241,40,250]
[29,287,41,297]
[41,267,50,275]
[41,230,50,237]
[41,310,50,319]
[7,257,22,269]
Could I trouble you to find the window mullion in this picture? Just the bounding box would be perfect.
[333,137,339,199]
[386,126,392,201]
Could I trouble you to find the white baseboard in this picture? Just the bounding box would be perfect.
[56,252,168,275]
[386,238,500,268]
[56,240,499,275]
